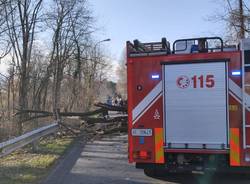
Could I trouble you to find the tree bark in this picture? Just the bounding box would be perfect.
[239,0,245,39]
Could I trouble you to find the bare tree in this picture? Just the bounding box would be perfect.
[0,0,112,139]
[46,0,94,114]
[211,0,250,42]
[0,0,43,134]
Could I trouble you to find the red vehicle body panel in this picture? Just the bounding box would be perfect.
[127,48,250,167]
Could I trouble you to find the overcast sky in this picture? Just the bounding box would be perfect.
[91,0,224,60]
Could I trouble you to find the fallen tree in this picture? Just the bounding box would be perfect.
[94,102,127,112]
[15,108,106,117]
[15,103,128,135]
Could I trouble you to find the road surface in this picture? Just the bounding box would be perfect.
[44,133,250,184]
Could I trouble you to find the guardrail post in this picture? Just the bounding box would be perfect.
[54,108,61,136]
[54,108,61,121]
[32,114,39,152]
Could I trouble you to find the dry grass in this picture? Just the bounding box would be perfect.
[0,136,74,184]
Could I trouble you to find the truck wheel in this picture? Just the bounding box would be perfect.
[144,168,156,177]
[144,168,165,178]
[241,173,250,180]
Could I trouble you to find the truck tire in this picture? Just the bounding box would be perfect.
[144,168,165,178]
[144,168,156,177]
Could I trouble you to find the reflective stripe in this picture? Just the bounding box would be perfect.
[229,78,250,106]
[229,91,250,114]
[132,81,162,125]
[132,93,162,125]
[229,79,242,100]
[230,128,240,166]
[154,128,164,163]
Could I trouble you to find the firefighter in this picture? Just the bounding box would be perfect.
[198,38,208,53]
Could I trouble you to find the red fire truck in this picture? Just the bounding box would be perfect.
[127,37,250,175]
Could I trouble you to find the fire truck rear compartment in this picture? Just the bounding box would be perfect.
[163,61,229,150]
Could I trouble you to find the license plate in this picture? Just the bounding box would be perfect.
[131,129,152,136]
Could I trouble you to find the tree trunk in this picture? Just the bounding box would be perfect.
[18,71,28,135]
[239,0,245,39]
[52,58,63,117]
[7,79,10,119]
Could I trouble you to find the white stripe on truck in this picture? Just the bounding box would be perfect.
[229,79,242,100]
[132,81,162,125]
[229,78,250,111]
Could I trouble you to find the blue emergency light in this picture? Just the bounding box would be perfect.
[232,71,241,76]
[151,74,160,79]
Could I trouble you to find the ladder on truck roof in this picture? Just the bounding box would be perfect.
[242,39,250,149]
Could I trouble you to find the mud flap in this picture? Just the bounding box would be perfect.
[230,128,241,166]
[154,128,164,163]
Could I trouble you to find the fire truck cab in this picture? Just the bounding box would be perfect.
[126,37,250,175]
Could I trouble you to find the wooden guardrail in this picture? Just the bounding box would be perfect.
[0,122,58,157]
